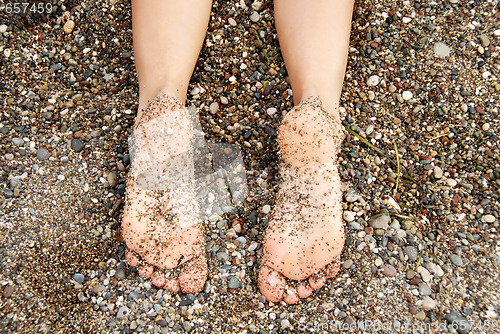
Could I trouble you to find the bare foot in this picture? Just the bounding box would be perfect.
[258,97,345,304]
[121,94,207,294]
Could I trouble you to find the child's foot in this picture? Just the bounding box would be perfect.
[258,97,345,304]
[121,94,207,294]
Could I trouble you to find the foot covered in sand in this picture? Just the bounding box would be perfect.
[121,94,207,294]
[258,97,346,304]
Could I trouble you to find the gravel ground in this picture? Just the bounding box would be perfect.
[1,0,499,333]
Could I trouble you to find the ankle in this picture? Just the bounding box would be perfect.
[138,85,187,117]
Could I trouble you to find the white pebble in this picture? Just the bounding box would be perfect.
[402,91,413,100]
[343,211,356,222]
[0,25,7,33]
[228,18,237,26]
[433,42,451,58]
[252,1,262,10]
[402,17,412,23]
[4,48,11,58]
[266,107,277,116]
[250,12,260,22]
[494,29,500,37]
[447,178,457,187]
[367,75,380,86]
[482,215,495,223]
[482,123,490,131]
[262,205,271,214]
[220,96,228,105]
[368,91,375,100]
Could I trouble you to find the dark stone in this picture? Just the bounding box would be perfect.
[71,139,84,152]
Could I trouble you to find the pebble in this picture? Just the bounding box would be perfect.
[228,18,237,26]
[343,211,356,222]
[262,205,271,214]
[368,214,389,229]
[479,34,490,47]
[415,310,425,321]
[433,42,451,57]
[266,107,277,116]
[250,12,260,22]
[404,246,418,262]
[482,123,490,131]
[73,273,85,283]
[71,139,85,153]
[209,102,219,114]
[418,267,432,282]
[482,214,495,223]
[447,178,458,187]
[366,75,380,86]
[433,166,443,179]
[382,264,397,277]
[450,254,463,266]
[2,286,14,298]
[63,20,75,34]
[228,277,241,289]
[402,91,413,101]
[343,259,354,269]
[4,189,13,198]
[0,24,7,33]
[445,311,471,334]
[116,306,130,319]
[107,173,118,188]
[12,138,24,146]
[418,283,432,296]
[281,319,290,328]
[421,296,437,309]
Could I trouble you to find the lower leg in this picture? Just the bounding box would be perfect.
[258,0,354,304]
[274,0,354,113]
[132,0,212,114]
[123,0,212,294]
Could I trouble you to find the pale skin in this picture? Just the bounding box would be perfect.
[122,0,354,303]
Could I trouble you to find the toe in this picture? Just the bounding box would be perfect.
[297,281,313,298]
[151,271,167,288]
[126,250,139,267]
[283,288,299,304]
[326,259,340,278]
[178,255,207,294]
[309,272,326,290]
[138,265,154,279]
[258,265,286,303]
[164,279,180,293]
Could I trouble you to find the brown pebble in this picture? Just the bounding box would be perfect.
[382,264,397,277]
[410,276,421,285]
[2,286,14,298]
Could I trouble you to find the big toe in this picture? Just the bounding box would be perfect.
[258,265,286,303]
[178,255,208,294]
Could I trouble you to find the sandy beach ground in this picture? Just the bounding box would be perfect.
[0,0,499,333]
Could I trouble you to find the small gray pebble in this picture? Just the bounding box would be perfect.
[227,276,240,289]
[450,254,463,266]
[445,311,471,334]
[12,138,24,146]
[73,273,85,283]
[418,283,432,296]
[36,148,50,161]
[368,214,390,229]
[404,246,418,262]
[71,139,84,152]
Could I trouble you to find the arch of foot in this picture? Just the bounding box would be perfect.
[258,97,346,304]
